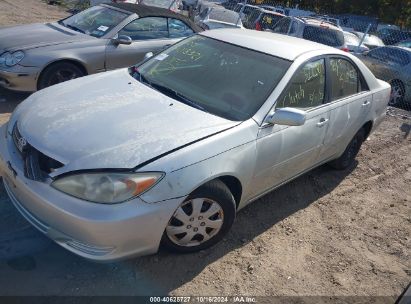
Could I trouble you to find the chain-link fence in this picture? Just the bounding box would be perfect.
[50,0,411,111]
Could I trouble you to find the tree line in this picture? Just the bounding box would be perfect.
[260,0,411,29]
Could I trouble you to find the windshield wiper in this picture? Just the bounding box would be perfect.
[151,82,205,111]
[63,23,85,34]
[134,71,205,111]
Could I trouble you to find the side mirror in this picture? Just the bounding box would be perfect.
[143,52,154,61]
[266,107,306,126]
[112,35,132,45]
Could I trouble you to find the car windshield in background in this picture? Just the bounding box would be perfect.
[135,35,291,121]
[60,6,128,38]
[303,26,344,47]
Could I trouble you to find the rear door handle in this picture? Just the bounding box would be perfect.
[362,100,371,107]
[316,118,329,127]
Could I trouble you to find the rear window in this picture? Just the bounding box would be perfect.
[272,18,291,34]
[303,26,344,47]
[260,13,283,30]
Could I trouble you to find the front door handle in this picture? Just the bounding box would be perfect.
[362,100,371,107]
[316,118,329,127]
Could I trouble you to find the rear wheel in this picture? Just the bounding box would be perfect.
[162,180,236,253]
[38,62,85,90]
[329,128,365,170]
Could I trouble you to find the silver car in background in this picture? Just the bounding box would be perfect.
[0,30,390,261]
[194,6,244,30]
[0,3,200,91]
[358,46,411,106]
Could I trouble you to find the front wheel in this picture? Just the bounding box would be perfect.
[38,62,85,90]
[328,128,365,170]
[162,180,236,253]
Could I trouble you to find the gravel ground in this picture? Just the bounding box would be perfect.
[0,0,410,300]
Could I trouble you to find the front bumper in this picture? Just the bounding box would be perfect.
[0,124,183,261]
[0,66,39,92]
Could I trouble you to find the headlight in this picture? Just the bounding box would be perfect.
[51,172,164,204]
[0,51,25,67]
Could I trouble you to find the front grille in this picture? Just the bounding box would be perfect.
[12,123,28,154]
[12,123,64,180]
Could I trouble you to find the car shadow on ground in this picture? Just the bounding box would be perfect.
[400,123,410,138]
[0,161,357,295]
[0,88,30,115]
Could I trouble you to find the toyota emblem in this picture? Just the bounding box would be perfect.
[17,137,27,151]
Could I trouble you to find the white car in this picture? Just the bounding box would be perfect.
[0,30,390,261]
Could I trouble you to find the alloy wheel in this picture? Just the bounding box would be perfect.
[48,69,79,86]
[389,82,404,106]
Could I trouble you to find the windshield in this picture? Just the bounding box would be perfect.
[134,35,291,121]
[60,6,129,38]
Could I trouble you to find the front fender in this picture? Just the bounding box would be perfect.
[139,120,259,208]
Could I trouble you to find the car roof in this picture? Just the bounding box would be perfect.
[105,3,202,31]
[259,9,285,17]
[200,29,335,61]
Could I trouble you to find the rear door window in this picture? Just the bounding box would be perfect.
[329,58,366,101]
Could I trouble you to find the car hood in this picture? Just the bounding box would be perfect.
[15,69,239,174]
[0,22,92,52]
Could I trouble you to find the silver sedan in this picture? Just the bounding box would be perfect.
[0,3,200,92]
[0,30,390,261]
[357,46,411,106]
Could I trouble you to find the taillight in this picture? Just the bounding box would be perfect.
[341,47,350,52]
[255,22,262,31]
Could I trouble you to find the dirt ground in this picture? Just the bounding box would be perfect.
[0,0,410,300]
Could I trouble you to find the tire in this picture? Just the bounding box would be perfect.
[329,128,365,170]
[38,62,85,90]
[389,80,405,107]
[162,180,236,253]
